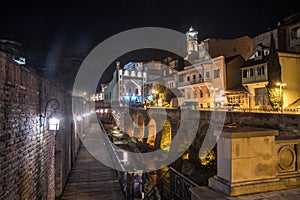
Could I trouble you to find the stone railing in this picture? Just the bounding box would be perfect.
[275,137,300,185]
[190,126,300,199]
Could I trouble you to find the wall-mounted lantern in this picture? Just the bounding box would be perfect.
[41,98,60,131]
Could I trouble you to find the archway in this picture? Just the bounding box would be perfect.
[160,120,172,151]
[136,115,144,142]
[147,119,156,146]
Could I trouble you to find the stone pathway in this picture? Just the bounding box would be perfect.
[192,187,300,200]
[235,187,300,200]
[59,125,125,200]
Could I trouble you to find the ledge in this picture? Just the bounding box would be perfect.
[221,126,278,138]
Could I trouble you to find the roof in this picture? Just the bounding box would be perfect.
[225,85,248,94]
[225,54,243,63]
[241,56,269,68]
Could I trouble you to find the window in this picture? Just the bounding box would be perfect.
[255,88,269,106]
[200,90,203,98]
[257,67,261,76]
[261,65,265,75]
[232,46,237,52]
[250,68,254,77]
[214,69,220,78]
[205,71,210,78]
[199,73,202,80]
[194,90,197,98]
[243,70,247,78]
[187,76,190,81]
[291,27,300,39]
[207,90,210,97]
[193,74,196,80]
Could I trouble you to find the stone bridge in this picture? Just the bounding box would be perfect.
[99,107,300,154]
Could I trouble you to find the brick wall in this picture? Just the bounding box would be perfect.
[0,52,82,199]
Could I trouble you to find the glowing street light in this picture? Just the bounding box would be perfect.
[276,82,286,112]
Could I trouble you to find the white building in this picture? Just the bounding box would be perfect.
[104,62,147,106]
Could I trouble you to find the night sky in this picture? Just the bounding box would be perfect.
[1,0,299,89]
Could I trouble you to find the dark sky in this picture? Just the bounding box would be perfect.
[1,0,299,88]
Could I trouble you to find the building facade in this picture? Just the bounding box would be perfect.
[178,27,251,109]
[241,45,300,109]
[104,61,147,106]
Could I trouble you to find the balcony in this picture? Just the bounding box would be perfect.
[242,74,268,84]
[178,78,205,87]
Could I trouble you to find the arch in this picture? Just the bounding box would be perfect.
[127,115,134,138]
[123,79,142,95]
[147,119,156,146]
[136,115,144,142]
[160,120,172,151]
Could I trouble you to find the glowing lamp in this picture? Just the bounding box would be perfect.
[49,116,60,131]
[40,98,60,131]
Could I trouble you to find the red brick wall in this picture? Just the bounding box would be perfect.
[0,52,81,199]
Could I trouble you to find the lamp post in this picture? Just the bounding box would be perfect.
[276,82,286,112]
[41,98,60,131]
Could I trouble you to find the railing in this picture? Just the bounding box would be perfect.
[169,167,200,200]
[242,74,267,84]
[178,79,204,87]
[99,121,125,171]
[143,167,200,200]
[99,122,134,199]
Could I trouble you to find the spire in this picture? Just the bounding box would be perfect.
[186,26,198,37]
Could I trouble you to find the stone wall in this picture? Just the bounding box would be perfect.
[0,52,82,199]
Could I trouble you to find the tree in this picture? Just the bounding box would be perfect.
[266,33,282,110]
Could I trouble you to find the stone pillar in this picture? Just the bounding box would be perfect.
[209,126,286,196]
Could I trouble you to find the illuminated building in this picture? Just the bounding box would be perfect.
[104,61,147,105]
[178,27,252,109]
[241,44,300,109]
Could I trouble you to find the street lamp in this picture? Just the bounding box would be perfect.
[41,98,60,131]
[276,82,286,112]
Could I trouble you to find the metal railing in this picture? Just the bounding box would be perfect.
[143,167,200,200]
